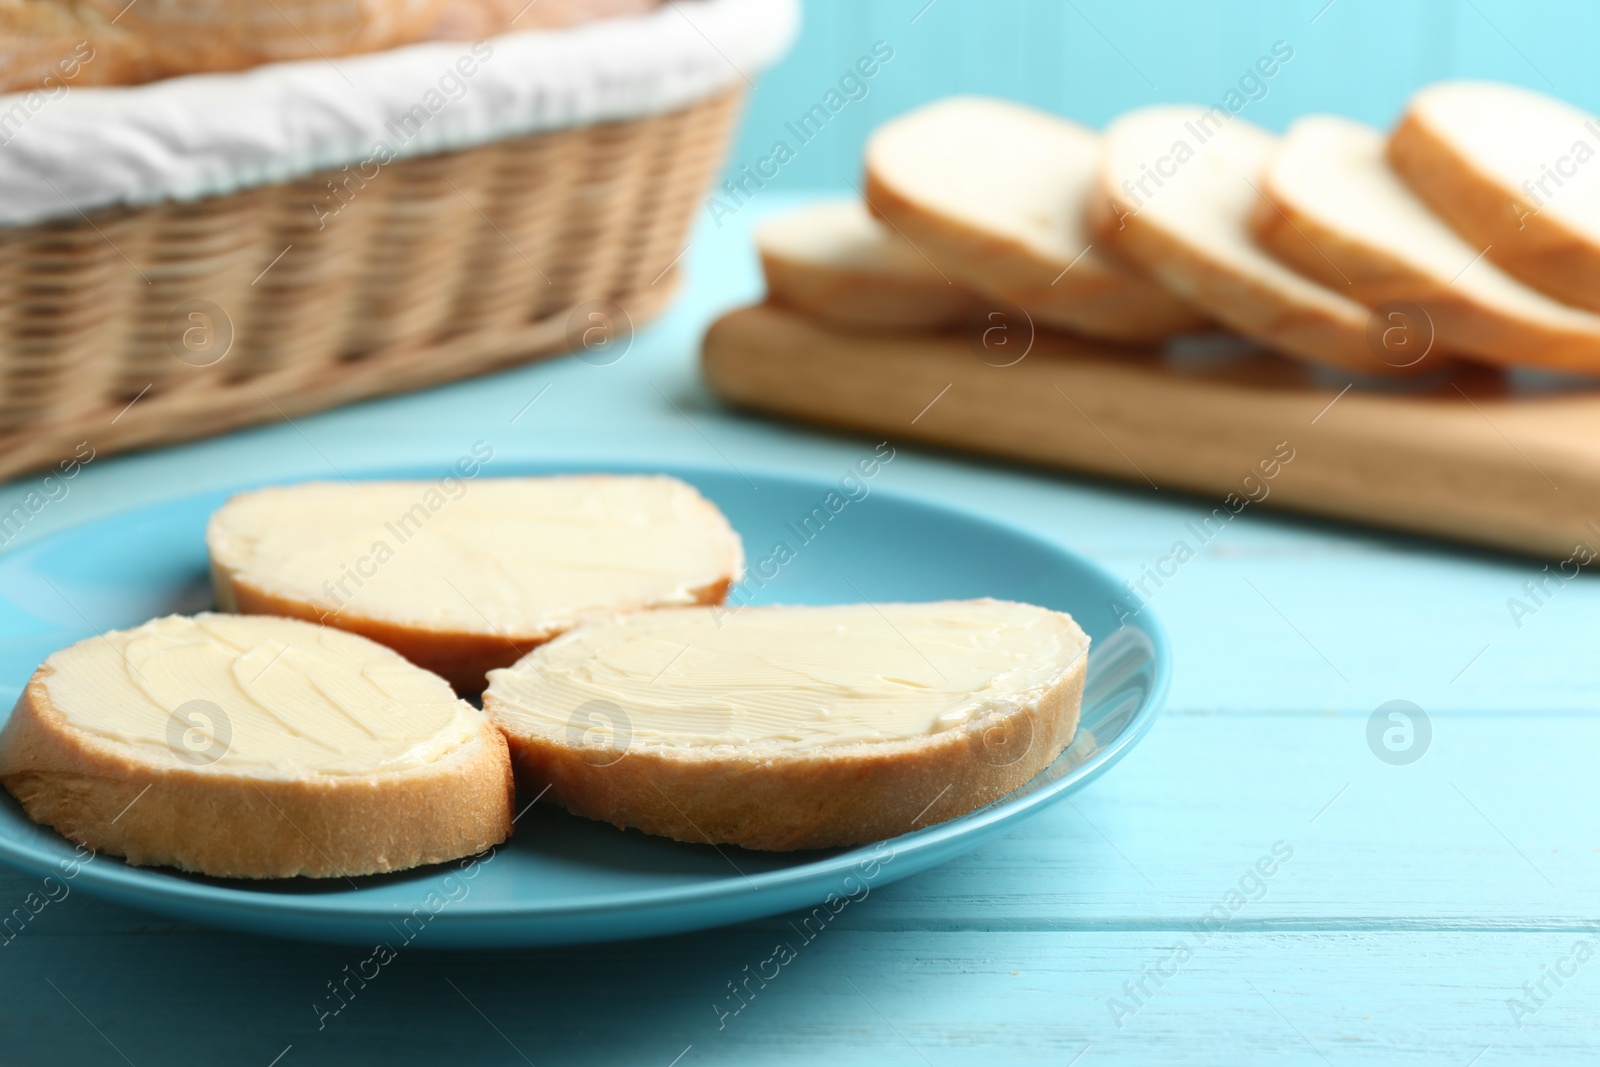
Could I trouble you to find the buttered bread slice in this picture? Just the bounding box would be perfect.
[0,614,513,878]
[208,475,743,690]
[483,599,1089,851]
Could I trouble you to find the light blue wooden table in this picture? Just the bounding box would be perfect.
[0,189,1593,1066]
[5,0,1600,1058]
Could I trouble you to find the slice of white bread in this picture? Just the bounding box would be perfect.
[208,475,744,692]
[1256,115,1600,373]
[1090,106,1428,375]
[757,199,982,329]
[0,613,513,878]
[483,599,1088,851]
[863,96,1208,342]
[1390,81,1600,312]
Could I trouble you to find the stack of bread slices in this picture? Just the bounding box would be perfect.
[759,83,1600,377]
[0,474,1091,876]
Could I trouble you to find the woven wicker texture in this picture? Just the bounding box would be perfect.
[0,88,741,480]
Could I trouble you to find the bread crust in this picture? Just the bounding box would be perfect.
[1252,169,1600,373]
[0,666,514,879]
[426,0,661,40]
[1389,110,1600,314]
[0,0,662,94]
[486,651,1086,852]
[863,168,1206,343]
[0,0,457,93]
[115,0,454,68]
[0,9,141,91]
[1087,179,1427,376]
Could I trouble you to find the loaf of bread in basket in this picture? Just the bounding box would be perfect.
[0,0,662,92]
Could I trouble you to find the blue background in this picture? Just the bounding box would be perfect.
[2,1,1599,1063]
[724,0,1585,191]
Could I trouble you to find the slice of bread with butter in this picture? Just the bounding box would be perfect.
[0,613,513,878]
[207,475,744,692]
[484,599,1089,851]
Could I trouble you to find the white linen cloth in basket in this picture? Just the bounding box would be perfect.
[0,0,797,226]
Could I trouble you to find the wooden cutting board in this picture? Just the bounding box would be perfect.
[702,302,1600,560]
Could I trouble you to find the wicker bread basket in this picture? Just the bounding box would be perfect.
[0,0,793,482]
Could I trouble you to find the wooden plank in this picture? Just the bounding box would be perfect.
[703,302,1600,559]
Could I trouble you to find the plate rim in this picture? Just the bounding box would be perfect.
[0,459,1170,928]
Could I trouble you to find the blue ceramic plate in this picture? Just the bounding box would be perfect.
[0,462,1167,947]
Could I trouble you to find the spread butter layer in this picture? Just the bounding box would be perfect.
[41,614,479,777]
[486,599,1088,749]
[207,476,743,636]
